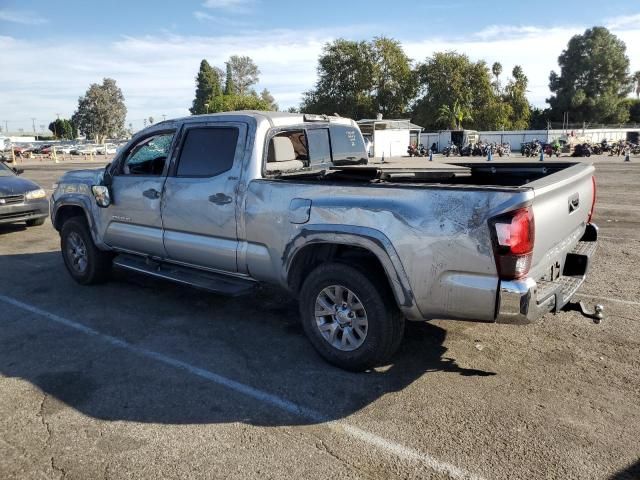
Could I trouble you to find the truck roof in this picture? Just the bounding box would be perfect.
[153,111,358,130]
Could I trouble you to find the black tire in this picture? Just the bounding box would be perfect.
[26,217,46,227]
[60,216,112,285]
[299,262,405,371]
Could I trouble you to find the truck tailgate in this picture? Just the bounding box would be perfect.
[526,163,595,281]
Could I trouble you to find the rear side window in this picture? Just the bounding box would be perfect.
[176,127,239,177]
[329,125,367,164]
[307,128,332,168]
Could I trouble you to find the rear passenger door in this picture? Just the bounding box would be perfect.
[161,123,247,273]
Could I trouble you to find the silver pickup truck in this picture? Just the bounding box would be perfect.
[51,111,598,371]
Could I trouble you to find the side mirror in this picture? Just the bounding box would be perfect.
[12,167,24,175]
[91,185,111,208]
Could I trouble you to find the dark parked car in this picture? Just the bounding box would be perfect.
[0,162,49,226]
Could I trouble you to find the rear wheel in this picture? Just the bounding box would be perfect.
[299,263,404,371]
[61,217,112,285]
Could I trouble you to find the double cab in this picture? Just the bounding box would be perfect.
[51,111,598,370]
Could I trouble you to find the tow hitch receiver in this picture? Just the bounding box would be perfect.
[563,301,604,324]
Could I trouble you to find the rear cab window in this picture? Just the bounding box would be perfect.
[263,122,367,177]
[329,125,367,165]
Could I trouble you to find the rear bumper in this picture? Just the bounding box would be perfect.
[0,199,49,225]
[496,223,598,324]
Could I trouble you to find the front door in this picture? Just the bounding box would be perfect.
[102,130,175,257]
[161,123,246,272]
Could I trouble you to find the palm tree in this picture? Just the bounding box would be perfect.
[492,62,503,92]
[437,101,473,130]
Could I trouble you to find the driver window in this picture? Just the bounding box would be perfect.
[122,132,174,175]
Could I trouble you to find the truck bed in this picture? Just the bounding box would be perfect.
[267,160,595,320]
[327,162,582,188]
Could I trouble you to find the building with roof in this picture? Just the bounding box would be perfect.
[357,117,423,159]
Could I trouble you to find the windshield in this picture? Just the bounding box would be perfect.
[0,162,15,177]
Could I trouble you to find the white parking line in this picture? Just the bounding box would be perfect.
[596,203,640,212]
[599,235,640,242]
[575,293,640,306]
[0,293,484,480]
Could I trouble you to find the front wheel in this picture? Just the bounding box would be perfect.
[61,217,112,285]
[26,217,46,227]
[299,263,405,371]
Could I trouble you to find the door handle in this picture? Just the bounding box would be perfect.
[143,188,160,199]
[208,193,232,205]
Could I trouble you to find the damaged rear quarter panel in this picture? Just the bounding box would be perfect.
[244,179,530,321]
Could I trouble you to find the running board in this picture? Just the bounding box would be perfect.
[113,254,257,297]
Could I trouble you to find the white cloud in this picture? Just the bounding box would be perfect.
[0,18,638,133]
[202,0,255,12]
[605,13,640,30]
[0,30,328,132]
[193,11,250,27]
[404,23,640,108]
[0,8,48,25]
[473,25,544,41]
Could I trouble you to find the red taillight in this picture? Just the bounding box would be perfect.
[588,176,596,223]
[489,207,535,280]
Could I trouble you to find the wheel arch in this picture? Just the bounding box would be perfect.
[52,200,107,250]
[284,226,422,320]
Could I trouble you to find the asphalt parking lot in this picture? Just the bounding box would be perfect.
[1,156,639,480]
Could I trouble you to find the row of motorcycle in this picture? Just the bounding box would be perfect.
[521,139,640,158]
[520,140,560,158]
[569,140,640,158]
[408,139,640,159]
[408,142,512,157]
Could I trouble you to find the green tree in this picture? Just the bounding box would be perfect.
[48,118,76,139]
[633,71,640,99]
[190,57,277,114]
[627,98,640,123]
[301,39,375,118]
[220,92,271,111]
[370,37,417,117]
[413,52,486,129]
[190,59,222,115]
[548,27,632,124]
[492,61,503,92]
[437,101,473,129]
[260,88,278,111]
[71,78,126,142]
[302,37,416,119]
[529,107,552,129]
[224,62,235,96]
[504,65,531,130]
[227,55,260,95]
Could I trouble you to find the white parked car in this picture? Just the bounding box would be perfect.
[96,144,117,155]
[72,145,98,155]
[55,145,76,154]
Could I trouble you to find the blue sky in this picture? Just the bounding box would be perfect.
[1,0,639,133]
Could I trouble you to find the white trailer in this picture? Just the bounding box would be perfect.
[357,118,423,159]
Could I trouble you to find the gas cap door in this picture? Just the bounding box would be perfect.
[289,198,312,224]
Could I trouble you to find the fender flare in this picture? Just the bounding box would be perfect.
[283,225,423,320]
[51,197,107,249]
